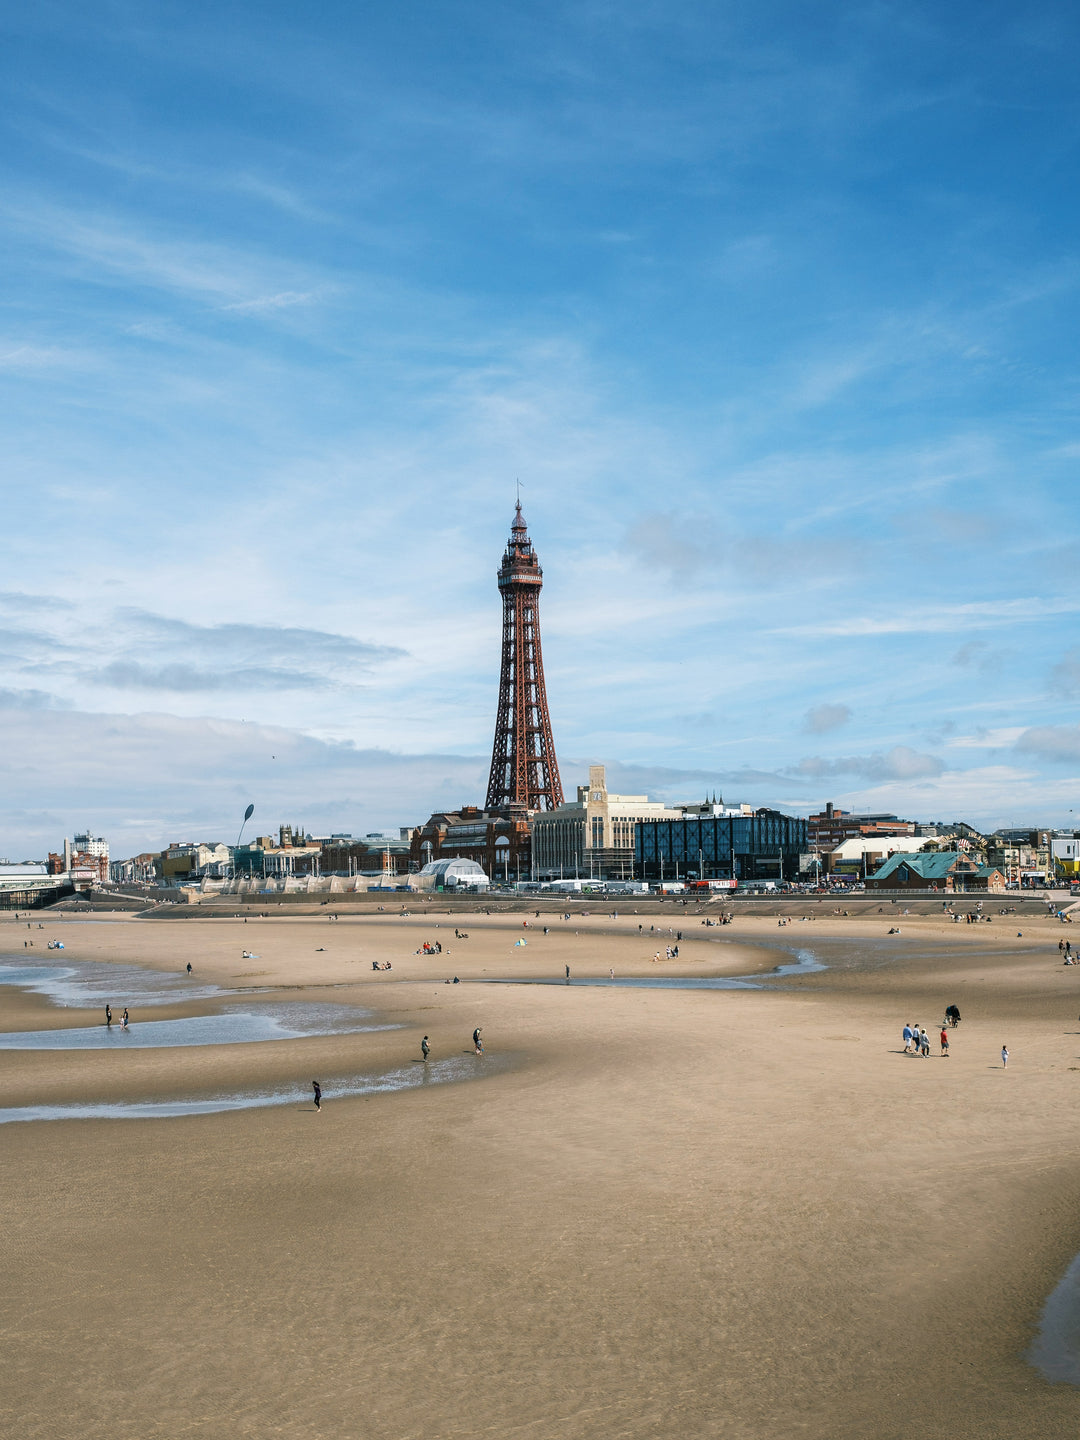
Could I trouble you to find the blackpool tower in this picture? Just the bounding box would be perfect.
[485,503,564,812]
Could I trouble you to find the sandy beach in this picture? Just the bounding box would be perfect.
[3,899,1080,1438]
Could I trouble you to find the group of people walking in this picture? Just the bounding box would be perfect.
[901,1022,946,1057]
[104,1005,130,1030]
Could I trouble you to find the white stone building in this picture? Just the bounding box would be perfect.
[530,765,682,880]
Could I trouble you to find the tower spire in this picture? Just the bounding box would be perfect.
[485,503,563,812]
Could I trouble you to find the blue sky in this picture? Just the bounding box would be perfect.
[2,0,1080,856]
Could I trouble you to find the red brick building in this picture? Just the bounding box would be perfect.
[410,807,532,883]
[808,802,916,851]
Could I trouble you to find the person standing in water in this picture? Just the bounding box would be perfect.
[421,1036,430,1062]
[122,1008,129,1028]
[312,1080,322,1110]
[105,1004,112,1028]
[565,964,571,981]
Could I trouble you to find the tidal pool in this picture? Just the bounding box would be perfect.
[0,1001,396,1050]
[1030,1252,1080,1385]
[0,958,233,1009]
[0,1053,509,1124]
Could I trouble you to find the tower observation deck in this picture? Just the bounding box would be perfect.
[485,504,564,812]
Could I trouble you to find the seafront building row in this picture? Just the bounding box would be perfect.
[3,794,1076,909]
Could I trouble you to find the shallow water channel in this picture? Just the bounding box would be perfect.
[0,1053,507,1125]
[0,1001,396,1050]
[478,946,826,988]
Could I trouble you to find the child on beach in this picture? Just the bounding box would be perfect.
[940,1028,949,1057]
[1001,1046,1009,1069]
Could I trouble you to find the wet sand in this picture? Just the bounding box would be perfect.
[2,904,1080,1438]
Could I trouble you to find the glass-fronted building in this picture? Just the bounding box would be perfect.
[635,810,808,883]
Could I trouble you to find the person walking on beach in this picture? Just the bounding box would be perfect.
[940,1027,950,1057]
[105,1004,112,1028]
[421,1036,430,1061]
[473,1027,483,1055]
[920,1029,931,1058]
[312,1080,322,1110]
[565,964,571,981]
[1001,1045,1009,1069]
[902,1023,913,1053]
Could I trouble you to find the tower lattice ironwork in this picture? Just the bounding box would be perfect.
[485,503,564,812]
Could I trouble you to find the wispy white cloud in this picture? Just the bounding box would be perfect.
[946,727,1026,749]
[219,290,323,314]
[775,597,1080,638]
[0,342,96,371]
[0,196,327,310]
[0,605,406,709]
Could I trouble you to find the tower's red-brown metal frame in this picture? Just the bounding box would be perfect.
[485,504,564,812]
